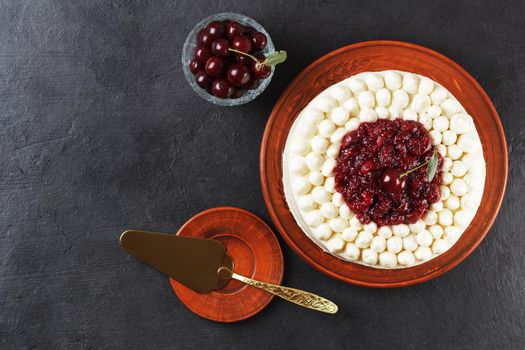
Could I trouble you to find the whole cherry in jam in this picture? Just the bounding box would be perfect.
[380,169,406,194]
[341,130,360,148]
[360,160,376,175]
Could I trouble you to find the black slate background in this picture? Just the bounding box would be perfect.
[1,0,524,349]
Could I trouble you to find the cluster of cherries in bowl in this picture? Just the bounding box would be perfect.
[188,20,273,99]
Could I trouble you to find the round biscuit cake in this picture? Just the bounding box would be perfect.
[283,70,486,269]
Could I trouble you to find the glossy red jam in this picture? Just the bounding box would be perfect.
[334,119,443,226]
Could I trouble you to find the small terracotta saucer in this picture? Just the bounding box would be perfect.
[170,207,284,323]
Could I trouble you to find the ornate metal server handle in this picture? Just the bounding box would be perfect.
[218,267,338,314]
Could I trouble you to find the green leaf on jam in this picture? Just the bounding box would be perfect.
[426,148,439,182]
[261,50,287,67]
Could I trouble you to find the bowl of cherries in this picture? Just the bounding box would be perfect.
[182,12,286,106]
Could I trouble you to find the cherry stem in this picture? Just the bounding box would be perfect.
[399,162,427,178]
[228,48,261,64]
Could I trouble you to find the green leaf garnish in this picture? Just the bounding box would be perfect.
[260,50,287,67]
[426,148,439,182]
[399,148,438,181]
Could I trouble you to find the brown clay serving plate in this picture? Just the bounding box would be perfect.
[170,207,283,322]
[260,40,507,288]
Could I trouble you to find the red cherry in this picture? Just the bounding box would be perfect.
[194,46,211,63]
[226,63,251,86]
[188,59,202,75]
[360,160,376,175]
[231,36,252,53]
[206,20,224,39]
[251,32,267,51]
[222,56,236,70]
[361,191,375,208]
[211,38,230,58]
[196,28,213,47]
[245,78,260,90]
[341,131,359,148]
[211,78,234,98]
[380,169,406,194]
[235,54,252,65]
[204,56,224,77]
[225,21,244,39]
[196,29,207,46]
[251,62,271,79]
[253,52,266,61]
[194,71,211,89]
[243,26,256,36]
[232,88,245,99]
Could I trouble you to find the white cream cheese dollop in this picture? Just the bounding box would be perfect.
[283,70,486,269]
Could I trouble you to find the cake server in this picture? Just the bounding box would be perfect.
[120,230,338,314]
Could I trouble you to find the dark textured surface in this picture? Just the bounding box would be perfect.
[0,0,523,349]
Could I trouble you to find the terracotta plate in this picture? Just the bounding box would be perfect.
[260,40,507,288]
[170,207,284,322]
